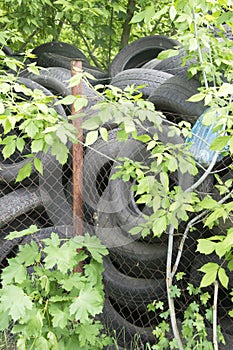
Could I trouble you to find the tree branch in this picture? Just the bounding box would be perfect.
[166,225,184,350]
[172,190,233,278]
[213,280,219,350]
[66,18,104,69]
[192,9,209,89]
[18,29,39,52]
[120,0,136,48]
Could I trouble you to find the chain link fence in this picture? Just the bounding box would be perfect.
[0,114,233,349]
[1,33,233,348]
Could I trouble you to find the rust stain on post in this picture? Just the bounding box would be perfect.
[71,60,83,272]
[72,59,83,235]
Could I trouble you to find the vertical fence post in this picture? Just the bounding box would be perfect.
[71,60,83,272]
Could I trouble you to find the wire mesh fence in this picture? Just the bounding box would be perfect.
[0,112,233,349]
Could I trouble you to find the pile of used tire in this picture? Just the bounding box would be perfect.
[0,35,233,350]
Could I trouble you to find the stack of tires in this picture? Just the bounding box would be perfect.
[1,36,233,349]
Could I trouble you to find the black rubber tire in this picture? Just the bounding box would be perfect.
[144,49,198,80]
[20,225,73,245]
[39,128,126,229]
[35,52,110,85]
[38,143,73,227]
[2,46,13,56]
[31,41,89,65]
[83,128,132,218]
[0,187,42,229]
[0,77,65,184]
[110,69,173,98]
[148,76,206,124]
[21,67,103,107]
[206,327,233,350]
[100,297,156,348]
[110,35,181,77]
[0,236,22,266]
[104,346,124,350]
[95,209,170,279]
[18,77,67,118]
[108,123,193,239]
[142,58,160,69]
[103,255,167,310]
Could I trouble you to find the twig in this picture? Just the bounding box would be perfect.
[172,190,232,278]
[213,280,219,350]
[166,225,184,350]
[108,6,114,67]
[185,151,219,193]
[192,9,209,89]
[171,210,208,278]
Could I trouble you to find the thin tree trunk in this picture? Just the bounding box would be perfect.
[120,0,136,48]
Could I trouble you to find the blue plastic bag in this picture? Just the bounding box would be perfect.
[185,109,226,166]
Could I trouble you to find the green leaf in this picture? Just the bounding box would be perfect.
[160,172,169,190]
[27,63,40,75]
[34,157,43,175]
[196,239,216,255]
[0,101,5,114]
[210,136,230,151]
[57,95,76,105]
[44,235,78,273]
[68,73,82,88]
[69,287,103,322]
[170,285,181,298]
[199,262,219,288]
[13,309,43,337]
[78,322,103,347]
[56,125,68,144]
[157,49,179,61]
[40,275,50,294]
[16,161,32,182]
[73,234,108,263]
[130,10,146,24]
[144,5,156,24]
[152,216,167,236]
[189,37,198,51]
[217,83,233,97]
[84,260,104,286]
[0,285,33,321]
[60,272,86,292]
[218,267,229,289]
[16,337,26,350]
[129,226,142,235]
[31,138,44,153]
[74,97,88,112]
[25,121,39,138]
[51,140,69,165]
[187,93,206,102]
[198,196,218,210]
[5,225,38,240]
[16,138,25,153]
[34,336,50,350]
[47,331,59,350]
[2,139,16,159]
[85,130,99,146]
[50,305,69,329]
[1,258,27,286]
[17,241,40,266]
[81,116,101,130]
[169,5,177,21]
[99,127,108,142]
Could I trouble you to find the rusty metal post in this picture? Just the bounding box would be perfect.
[71,60,83,272]
[72,60,83,236]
